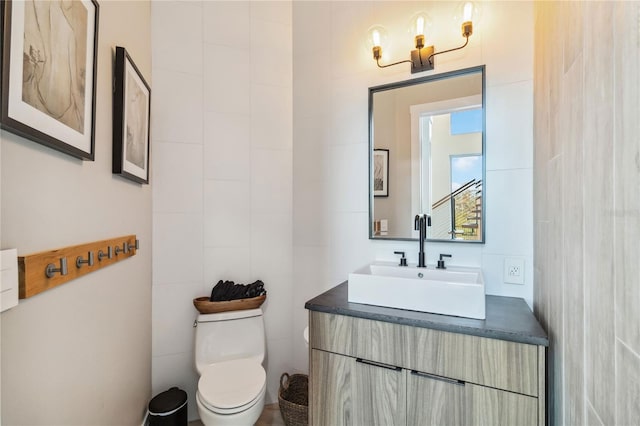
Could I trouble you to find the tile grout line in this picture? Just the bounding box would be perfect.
[586,398,606,426]
[200,0,206,295]
[612,2,619,423]
[617,338,640,362]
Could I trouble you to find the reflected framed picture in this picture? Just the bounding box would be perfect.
[373,148,389,197]
[113,46,150,184]
[0,0,99,160]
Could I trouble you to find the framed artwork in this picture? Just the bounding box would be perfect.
[113,46,150,184]
[0,0,99,160]
[373,148,389,197]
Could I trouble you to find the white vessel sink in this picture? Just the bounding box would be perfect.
[348,261,486,319]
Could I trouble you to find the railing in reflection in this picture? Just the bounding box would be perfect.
[431,179,482,240]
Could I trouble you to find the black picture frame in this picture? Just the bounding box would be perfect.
[0,0,99,160]
[373,148,389,197]
[113,46,150,184]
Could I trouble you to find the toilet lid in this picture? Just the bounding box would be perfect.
[198,359,266,410]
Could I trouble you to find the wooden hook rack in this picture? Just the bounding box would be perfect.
[18,235,139,299]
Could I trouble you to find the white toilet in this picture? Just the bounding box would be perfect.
[194,308,267,425]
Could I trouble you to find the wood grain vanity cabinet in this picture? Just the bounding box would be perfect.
[306,284,548,426]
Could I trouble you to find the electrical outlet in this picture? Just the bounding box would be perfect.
[504,257,525,285]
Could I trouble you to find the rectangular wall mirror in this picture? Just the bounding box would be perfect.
[369,66,485,242]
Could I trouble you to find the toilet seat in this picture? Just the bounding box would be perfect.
[198,358,266,415]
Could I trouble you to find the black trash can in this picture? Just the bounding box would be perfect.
[148,387,188,426]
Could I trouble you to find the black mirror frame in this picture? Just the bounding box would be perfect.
[368,65,486,243]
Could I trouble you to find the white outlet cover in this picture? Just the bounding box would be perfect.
[504,256,525,285]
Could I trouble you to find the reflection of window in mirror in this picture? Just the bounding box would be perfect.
[424,106,482,240]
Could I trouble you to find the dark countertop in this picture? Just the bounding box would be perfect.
[305,282,549,346]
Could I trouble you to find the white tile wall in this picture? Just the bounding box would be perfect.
[152,213,203,286]
[327,143,369,213]
[203,44,251,115]
[251,1,292,26]
[152,69,203,144]
[202,2,250,48]
[152,1,293,420]
[251,150,293,213]
[329,76,370,146]
[251,19,293,54]
[151,1,203,74]
[203,112,251,181]
[250,84,293,150]
[152,282,203,357]
[482,1,534,86]
[203,180,251,247]
[483,169,534,257]
[328,212,375,287]
[153,142,203,214]
[485,81,534,171]
[264,337,294,402]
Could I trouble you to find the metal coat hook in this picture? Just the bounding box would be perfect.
[45,258,68,278]
[76,251,95,268]
[98,246,113,261]
[126,239,140,253]
[114,243,127,256]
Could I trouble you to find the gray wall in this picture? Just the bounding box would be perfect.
[0,2,152,424]
[533,2,640,425]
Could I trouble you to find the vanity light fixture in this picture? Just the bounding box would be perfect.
[368,2,477,74]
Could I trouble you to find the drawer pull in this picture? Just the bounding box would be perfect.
[356,358,402,371]
[411,370,465,386]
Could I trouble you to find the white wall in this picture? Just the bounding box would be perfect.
[292,1,534,372]
[151,1,292,420]
[0,2,152,424]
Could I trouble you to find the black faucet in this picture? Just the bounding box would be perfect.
[414,214,431,268]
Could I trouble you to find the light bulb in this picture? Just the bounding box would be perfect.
[367,25,388,61]
[372,29,381,47]
[463,2,474,22]
[455,1,478,38]
[415,16,425,36]
[367,25,388,49]
[410,12,430,37]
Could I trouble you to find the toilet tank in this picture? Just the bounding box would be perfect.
[195,308,265,373]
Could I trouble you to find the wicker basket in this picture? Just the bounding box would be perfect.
[278,373,308,426]
[192,295,266,314]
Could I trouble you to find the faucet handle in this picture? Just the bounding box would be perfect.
[414,214,432,230]
[436,254,452,269]
[394,251,408,267]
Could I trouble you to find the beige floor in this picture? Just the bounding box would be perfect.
[188,402,285,426]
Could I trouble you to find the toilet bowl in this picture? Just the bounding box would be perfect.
[194,309,267,425]
[196,359,266,425]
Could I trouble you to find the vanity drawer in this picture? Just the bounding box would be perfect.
[310,311,367,358]
[310,312,407,366]
[406,326,539,397]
